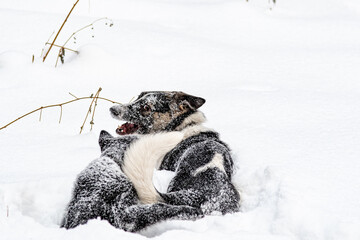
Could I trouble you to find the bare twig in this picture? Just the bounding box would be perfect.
[90,89,100,131]
[41,31,55,57]
[54,17,112,67]
[0,94,120,132]
[80,88,102,134]
[62,17,111,48]
[59,105,63,124]
[45,43,78,53]
[69,92,78,99]
[55,47,66,67]
[39,108,43,121]
[43,0,80,62]
[55,48,62,68]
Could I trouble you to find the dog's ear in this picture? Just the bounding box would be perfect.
[99,130,113,151]
[174,92,206,110]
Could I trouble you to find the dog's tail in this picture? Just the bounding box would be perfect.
[122,131,183,204]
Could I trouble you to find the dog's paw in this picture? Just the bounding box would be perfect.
[181,206,204,220]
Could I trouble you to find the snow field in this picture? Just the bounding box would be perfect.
[1,0,360,239]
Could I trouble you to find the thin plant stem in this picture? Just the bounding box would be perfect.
[79,88,102,134]
[55,48,62,68]
[62,17,109,48]
[43,0,80,62]
[69,92,78,99]
[45,43,78,53]
[0,95,120,131]
[41,31,55,57]
[55,18,110,67]
[39,108,43,121]
[90,90,100,131]
[59,105,63,124]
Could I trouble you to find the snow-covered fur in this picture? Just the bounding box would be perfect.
[110,91,240,215]
[160,126,240,214]
[60,131,203,231]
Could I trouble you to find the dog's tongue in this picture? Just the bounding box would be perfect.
[116,122,139,135]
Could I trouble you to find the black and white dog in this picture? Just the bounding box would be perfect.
[110,91,240,214]
[61,91,239,231]
[61,130,203,231]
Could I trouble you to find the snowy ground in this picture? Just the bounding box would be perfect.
[1,0,360,239]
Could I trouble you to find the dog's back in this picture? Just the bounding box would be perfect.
[160,128,240,214]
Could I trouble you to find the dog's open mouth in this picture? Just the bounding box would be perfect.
[116,122,139,135]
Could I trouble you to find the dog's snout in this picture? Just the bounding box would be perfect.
[110,106,120,116]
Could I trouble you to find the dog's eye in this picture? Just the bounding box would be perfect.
[142,105,151,112]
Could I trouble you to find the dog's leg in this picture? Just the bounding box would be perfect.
[60,191,103,228]
[159,189,204,208]
[112,203,203,232]
[61,157,132,229]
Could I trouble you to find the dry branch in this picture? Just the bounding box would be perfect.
[90,90,100,131]
[59,105,63,124]
[45,43,78,53]
[54,17,113,67]
[41,32,55,58]
[43,0,80,62]
[41,9,113,67]
[0,91,120,132]
[69,92,78,99]
[63,17,111,48]
[80,88,102,134]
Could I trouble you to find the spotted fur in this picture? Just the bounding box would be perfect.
[61,131,203,232]
[111,91,240,215]
[110,91,205,134]
[62,91,239,232]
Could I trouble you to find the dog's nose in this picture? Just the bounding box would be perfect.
[110,106,120,116]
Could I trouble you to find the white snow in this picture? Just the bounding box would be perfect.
[1,0,360,239]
